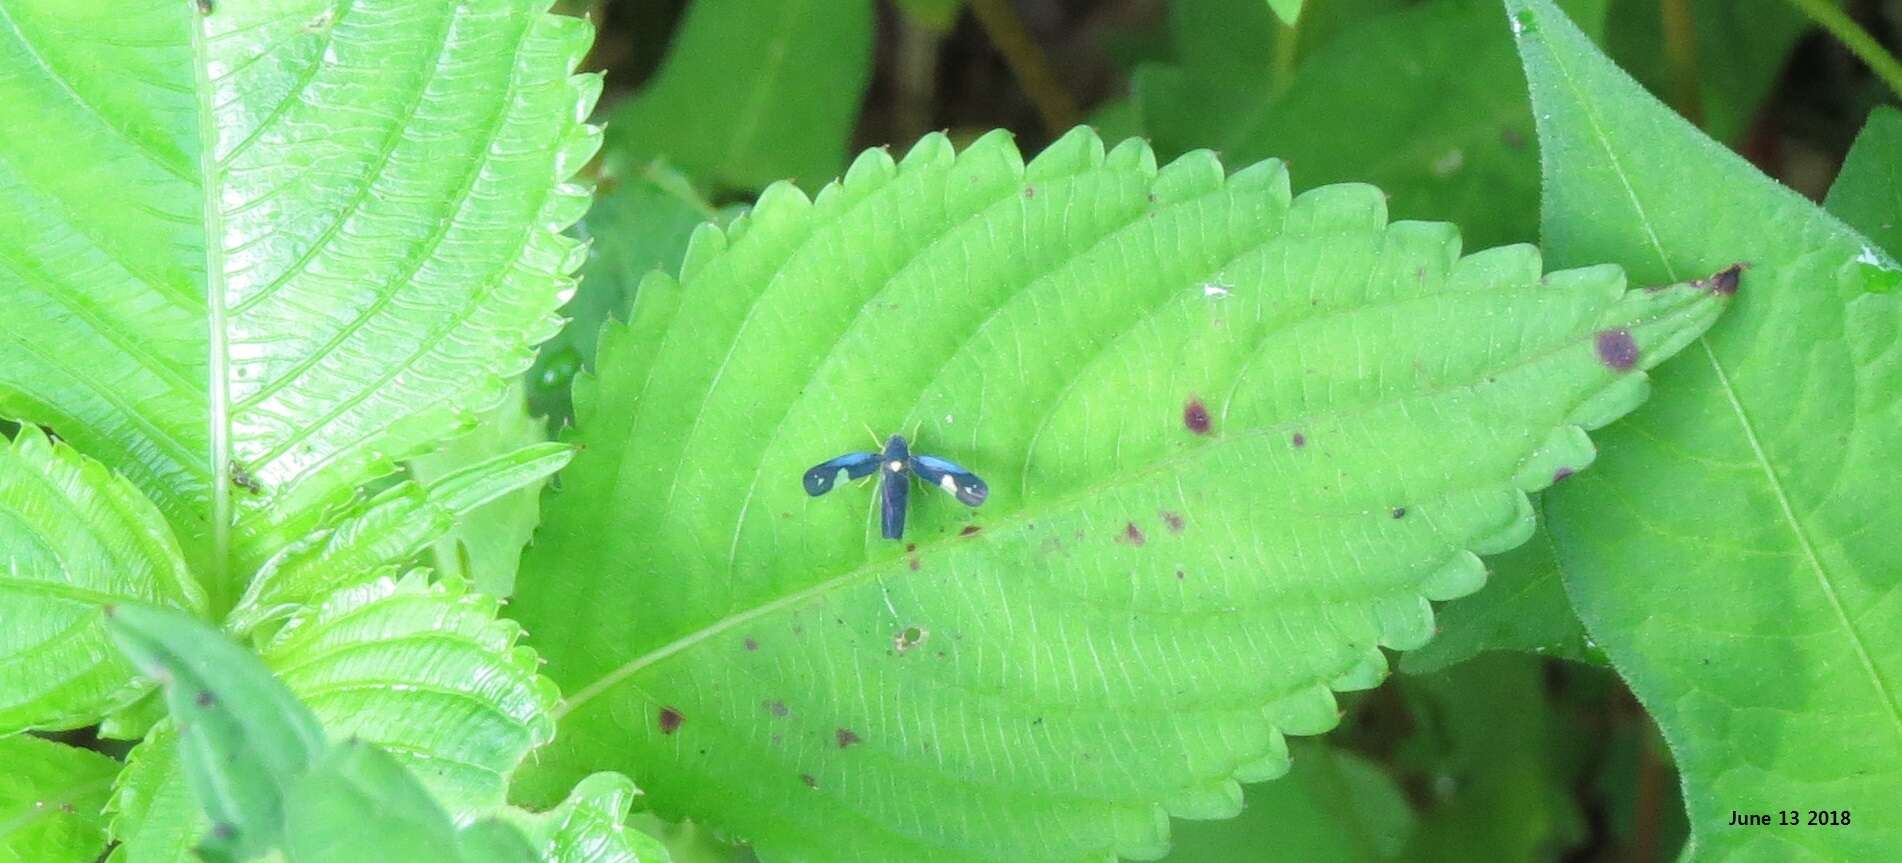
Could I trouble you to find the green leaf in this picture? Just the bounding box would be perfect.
[1399,499,1600,674]
[0,0,599,610]
[502,773,674,863]
[1160,743,1414,862]
[1508,0,1902,856]
[604,0,874,191]
[280,740,534,863]
[0,426,205,732]
[1133,0,1401,161]
[527,165,719,426]
[1396,654,1587,861]
[260,572,559,816]
[104,730,201,863]
[509,128,1730,860]
[1826,106,1902,267]
[1601,0,1813,145]
[228,442,571,633]
[107,575,557,862]
[0,734,120,863]
[411,388,558,596]
[103,602,326,862]
[1136,0,1549,250]
[1265,0,1304,26]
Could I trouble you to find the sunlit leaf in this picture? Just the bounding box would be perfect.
[502,773,673,863]
[1508,0,1902,856]
[228,443,571,633]
[0,734,120,863]
[0,0,599,611]
[510,127,1730,861]
[261,572,559,815]
[0,427,204,733]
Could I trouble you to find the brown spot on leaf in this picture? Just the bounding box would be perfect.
[905,543,916,553]
[195,690,216,707]
[1118,522,1146,546]
[1291,432,1307,448]
[658,707,684,735]
[1594,328,1639,371]
[836,728,861,748]
[1391,507,1407,519]
[744,638,759,651]
[1023,185,1037,198]
[1183,398,1212,434]
[1174,569,1186,580]
[766,699,789,717]
[1161,511,1184,533]
[908,556,921,571]
[1553,467,1575,483]
[801,773,818,789]
[959,525,981,536]
[1701,263,1745,295]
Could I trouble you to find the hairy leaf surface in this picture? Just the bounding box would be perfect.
[0,734,120,863]
[0,0,598,610]
[1509,0,1902,857]
[511,128,1729,861]
[0,427,204,732]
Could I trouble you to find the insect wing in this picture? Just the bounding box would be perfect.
[879,465,910,540]
[802,451,878,496]
[911,454,989,507]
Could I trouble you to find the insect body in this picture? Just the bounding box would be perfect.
[803,434,987,540]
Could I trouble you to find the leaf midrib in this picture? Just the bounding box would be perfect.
[555,304,1644,719]
[1529,4,1902,742]
[191,6,235,617]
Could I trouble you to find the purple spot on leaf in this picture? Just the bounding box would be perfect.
[1594,328,1639,371]
[1184,398,1212,435]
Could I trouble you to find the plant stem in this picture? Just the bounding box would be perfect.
[1271,15,1301,97]
[968,0,1081,135]
[1660,0,1705,126]
[1787,0,1902,102]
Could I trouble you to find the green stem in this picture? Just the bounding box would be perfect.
[1787,0,1902,102]
[1271,16,1300,97]
[968,0,1081,134]
[1660,0,1704,126]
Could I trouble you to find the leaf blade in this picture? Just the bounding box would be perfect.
[0,0,600,603]
[0,427,205,733]
[1507,0,1902,856]
[0,734,121,863]
[513,129,1730,860]
[102,602,326,862]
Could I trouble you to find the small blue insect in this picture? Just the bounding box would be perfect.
[803,434,987,540]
